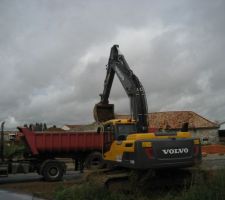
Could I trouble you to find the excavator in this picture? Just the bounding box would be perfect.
[93,45,201,170]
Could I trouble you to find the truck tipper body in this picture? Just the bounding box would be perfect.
[0,126,103,181]
[19,127,102,156]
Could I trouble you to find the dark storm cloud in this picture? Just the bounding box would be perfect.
[0,0,225,128]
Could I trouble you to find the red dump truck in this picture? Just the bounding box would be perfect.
[0,125,103,181]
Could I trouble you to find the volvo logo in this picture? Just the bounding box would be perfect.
[162,148,189,155]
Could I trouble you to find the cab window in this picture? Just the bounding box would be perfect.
[116,124,137,140]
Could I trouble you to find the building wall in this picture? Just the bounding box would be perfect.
[62,126,70,131]
[219,123,225,130]
[190,128,219,144]
[2,132,16,141]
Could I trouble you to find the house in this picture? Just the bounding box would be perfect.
[218,121,225,143]
[60,111,219,143]
[116,111,219,144]
[1,131,17,141]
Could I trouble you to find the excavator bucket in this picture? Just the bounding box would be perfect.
[93,103,115,123]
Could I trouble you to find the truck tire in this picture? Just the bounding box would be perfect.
[85,152,104,169]
[42,161,64,181]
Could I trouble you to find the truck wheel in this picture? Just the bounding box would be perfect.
[42,162,64,181]
[85,152,104,169]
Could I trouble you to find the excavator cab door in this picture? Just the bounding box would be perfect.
[103,124,114,153]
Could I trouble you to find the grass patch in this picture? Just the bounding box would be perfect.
[172,169,225,200]
[3,142,26,159]
[54,183,128,200]
[55,169,225,200]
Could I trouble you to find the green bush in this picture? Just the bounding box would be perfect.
[55,169,225,200]
[160,169,225,200]
[176,169,225,200]
[54,182,127,200]
[3,143,26,159]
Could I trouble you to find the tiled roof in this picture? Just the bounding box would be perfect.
[116,111,219,129]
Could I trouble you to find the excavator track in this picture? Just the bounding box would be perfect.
[84,167,195,192]
[85,168,129,190]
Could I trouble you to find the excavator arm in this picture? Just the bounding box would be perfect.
[94,45,149,132]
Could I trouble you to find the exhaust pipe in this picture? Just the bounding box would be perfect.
[1,122,5,162]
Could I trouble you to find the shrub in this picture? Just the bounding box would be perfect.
[54,182,127,200]
[55,169,225,200]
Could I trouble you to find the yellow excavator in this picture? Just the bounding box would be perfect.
[94,45,201,170]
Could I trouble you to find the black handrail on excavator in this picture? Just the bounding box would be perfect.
[94,45,149,133]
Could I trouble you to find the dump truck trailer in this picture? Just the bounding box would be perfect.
[0,124,103,181]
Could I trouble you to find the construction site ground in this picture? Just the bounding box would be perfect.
[0,154,225,200]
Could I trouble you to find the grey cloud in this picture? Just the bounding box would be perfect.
[0,0,225,128]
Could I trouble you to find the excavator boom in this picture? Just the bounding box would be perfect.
[94,45,148,132]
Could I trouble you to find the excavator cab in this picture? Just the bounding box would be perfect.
[102,119,137,153]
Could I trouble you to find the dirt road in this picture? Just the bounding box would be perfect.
[0,189,44,200]
[0,171,83,199]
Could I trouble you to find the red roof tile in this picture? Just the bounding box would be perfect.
[116,111,218,129]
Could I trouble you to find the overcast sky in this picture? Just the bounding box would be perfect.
[0,0,225,128]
